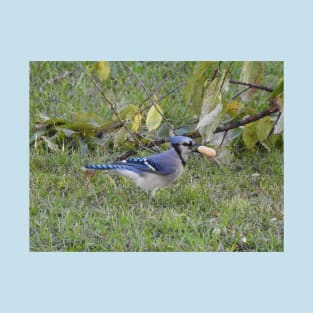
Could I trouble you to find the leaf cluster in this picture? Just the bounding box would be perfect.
[30,61,284,159]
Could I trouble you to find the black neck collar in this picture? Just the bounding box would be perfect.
[172,144,186,166]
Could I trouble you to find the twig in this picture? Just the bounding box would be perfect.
[174,100,281,137]
[218,130,229,148]
[81,64,151,151]
[219,62,233,92]
[267,110,282,139]
[114,101,281,159]
[123,63,174,132]
[138,63,187,109]
[229,79,273,92]
[39,70,74,93]
[123,63,150,97]
[140,82,186,113]
[231,86,250,100]
[214,101,281,133]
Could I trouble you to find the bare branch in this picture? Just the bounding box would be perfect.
[214,100,281,133]
[140,82,186,113]
[229,79,273,92]
[39,70,75,93]
[138,63,188,109]
[231,86,250,100]
[123,63,150,97]
[123,63,174,132]
[81,64,152,151]
[173,100,282,138]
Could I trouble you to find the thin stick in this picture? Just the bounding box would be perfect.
[81,64,151,151]
[123,63,174,132]
[229,79,273,92]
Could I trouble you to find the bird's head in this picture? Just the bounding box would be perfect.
[170,136,199,164]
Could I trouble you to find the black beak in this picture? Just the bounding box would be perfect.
[192,143,200,153]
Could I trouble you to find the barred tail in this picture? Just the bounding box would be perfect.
[83,164,118,170]
[83,163,141,174]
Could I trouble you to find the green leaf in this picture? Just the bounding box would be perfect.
[196,103,223,143]
[117,104,137,119]
[256,116,272,141]
[240,62,264,101]
[200,69,228,115]
[146,103,163,132]
[184,61,216,113]
[242,123,259,149]
[271,78,283,98]
[61,122,96,136]
[201,78,221,114]
[113,127,128,148]
[265,134,283,150]
[195,70,228,143]
[240,61,264,84]
[55,127,78,138]
[269,78,284,104]
[117,104,141,132]
[71,112,104,127]
[156,123,171,138]
[175,125,195,136]
[95,61,110,82]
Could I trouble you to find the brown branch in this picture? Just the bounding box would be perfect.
[267,111,282,139]
[229,79,273,92]
[175,100,281,138]
[123,63,150,97]
[231,86,250,100]
[218,130,229,148]
[214,100,281,133]
[114,102,281,160]
[139,82,186,113]
[138,63,188,109]
[81,64,152,151]
[123,63,174,132]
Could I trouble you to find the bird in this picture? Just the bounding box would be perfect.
[83,136,199,197]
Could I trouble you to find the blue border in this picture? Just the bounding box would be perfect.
[1,1,312,312]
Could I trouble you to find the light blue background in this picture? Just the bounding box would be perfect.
[1,0,312,312]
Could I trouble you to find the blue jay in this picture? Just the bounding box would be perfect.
[83,136,198,197]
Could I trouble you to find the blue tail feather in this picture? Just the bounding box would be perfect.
[84,163,144,174]
[84,164,121,170]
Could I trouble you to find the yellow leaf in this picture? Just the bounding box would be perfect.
[131,112,141,132]
[226,100,241,117]
[240,62,264,101]
[256,116,272,141]
[242,123,258,150]
[96,61,110,82]
[146,103,163,132]
[117,104,141,132]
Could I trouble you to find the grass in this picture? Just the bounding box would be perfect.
[29,61,284,252]
[30,147,283,252]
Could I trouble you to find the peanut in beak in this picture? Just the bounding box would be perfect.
[197,145,216,157]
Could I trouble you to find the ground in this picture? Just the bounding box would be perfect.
[29,61,283,252]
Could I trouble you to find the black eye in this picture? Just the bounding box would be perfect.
[182,141,193,147]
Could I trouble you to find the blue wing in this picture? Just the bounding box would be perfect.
[126,157,162,171]
[84,157,170,175]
